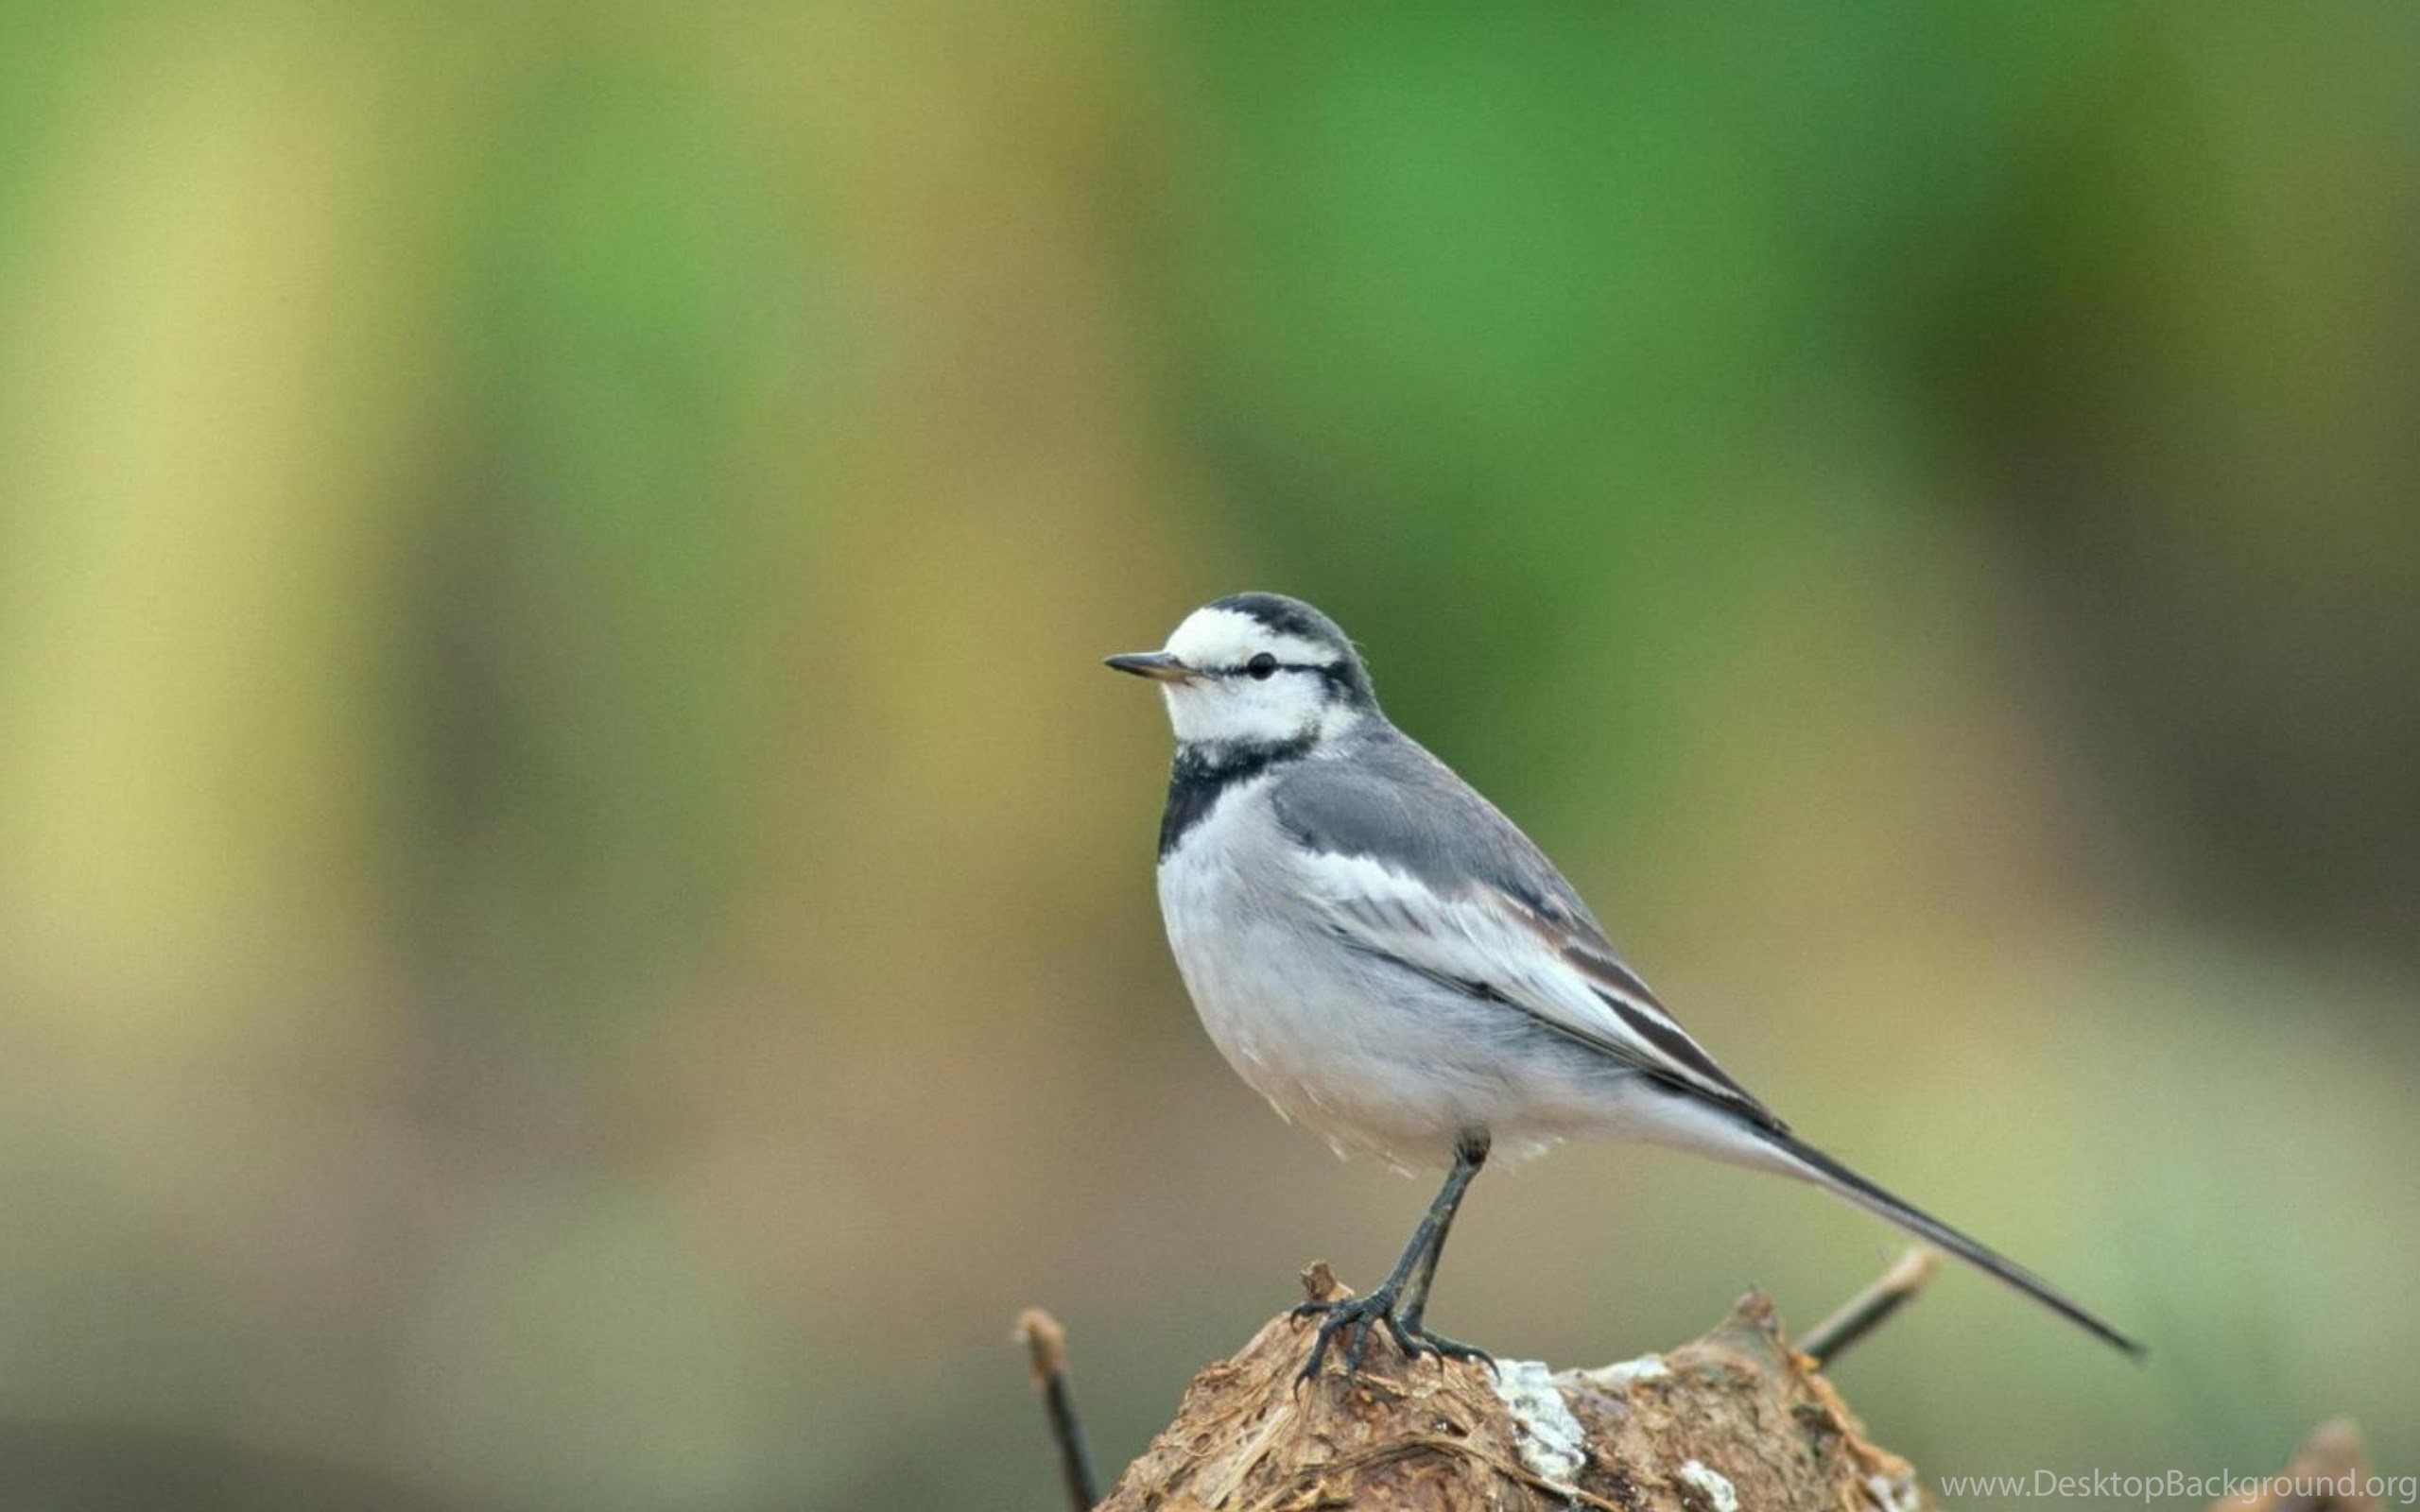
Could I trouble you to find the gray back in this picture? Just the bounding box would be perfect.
[1271,725,1610,939]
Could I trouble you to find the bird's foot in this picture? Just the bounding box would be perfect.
[1392,1318,1495,1372]
[1292,1288,1397,1380]
[1292,1291,1494,1382]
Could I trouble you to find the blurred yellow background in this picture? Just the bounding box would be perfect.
[2,6,2415,1510]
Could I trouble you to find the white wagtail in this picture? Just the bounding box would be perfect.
[1107,592,2144,1377]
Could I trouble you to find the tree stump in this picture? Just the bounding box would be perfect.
[1098,1266,1927,1512]
[1023,1264,2364,1512]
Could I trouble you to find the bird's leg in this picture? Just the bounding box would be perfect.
[1295,1131,1494,1380]
[1386,1131,1493,1367]
[1393,1126,1480,1335]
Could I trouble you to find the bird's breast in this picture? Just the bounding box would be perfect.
[1152,783,1481,1167]
[1154,782,1324,1091]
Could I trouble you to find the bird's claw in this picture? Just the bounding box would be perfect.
[1389,1315,1495,1372]
[1294,1288,1393,1381]
[1293,1289,1492,1383]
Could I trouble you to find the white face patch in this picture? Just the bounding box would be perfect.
[1163,607,1331,671]
[1154,606,1361,747]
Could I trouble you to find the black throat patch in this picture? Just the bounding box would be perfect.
[1159,736,1315,859]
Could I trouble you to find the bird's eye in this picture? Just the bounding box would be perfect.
[1246,652,1279,679]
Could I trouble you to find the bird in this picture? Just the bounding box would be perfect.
[1105,591,2144,1378]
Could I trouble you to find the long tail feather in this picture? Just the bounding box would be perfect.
[1763,1129,2147,1359]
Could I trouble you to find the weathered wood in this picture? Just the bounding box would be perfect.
[2212,1421,2384,1512]
[1098,1267,1928,1512]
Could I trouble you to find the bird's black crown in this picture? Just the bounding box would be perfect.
[1208,593,1374,704]
[1207,592,1352,656]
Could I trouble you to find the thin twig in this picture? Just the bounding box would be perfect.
[1798,1246,1938,1366]
[1016,1308,1101,1511]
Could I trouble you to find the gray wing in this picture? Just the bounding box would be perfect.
[1272,732,1786,1132]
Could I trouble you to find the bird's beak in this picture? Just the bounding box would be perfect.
[1103,651,1191,683]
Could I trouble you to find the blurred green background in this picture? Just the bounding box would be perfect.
[2,5,2416,1509]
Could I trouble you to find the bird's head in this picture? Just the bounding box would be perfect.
[1106,593,1377,747]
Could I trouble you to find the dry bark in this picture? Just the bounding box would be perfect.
[1099,1266,1927,1512]
[2210,1421,2384,1512]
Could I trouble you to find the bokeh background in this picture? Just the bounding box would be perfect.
[3,6,2416,1510]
